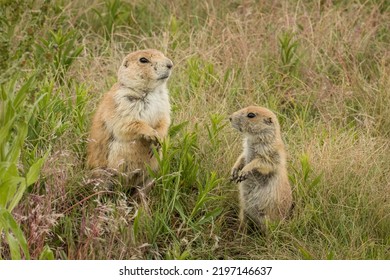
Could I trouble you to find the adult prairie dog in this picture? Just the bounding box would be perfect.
[87,49,173,186]
[230,106,292,231]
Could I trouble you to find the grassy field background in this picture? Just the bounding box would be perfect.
[0,0,389,259]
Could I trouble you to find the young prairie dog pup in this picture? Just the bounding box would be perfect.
[87,49,173,186]
[229,106,292,232]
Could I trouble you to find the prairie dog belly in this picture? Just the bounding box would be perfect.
[240,175,276,213]
[107,139,158,173]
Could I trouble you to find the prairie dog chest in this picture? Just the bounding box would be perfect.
[243,138,257,163]
[114,87,170,127]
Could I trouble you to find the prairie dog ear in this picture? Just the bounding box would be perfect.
[263,117,273,125]
[123,59,129,68]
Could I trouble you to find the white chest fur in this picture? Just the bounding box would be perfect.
[113,85,171,127]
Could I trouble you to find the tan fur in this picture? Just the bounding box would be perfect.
[230,106,292,232]
[87,49,173,186]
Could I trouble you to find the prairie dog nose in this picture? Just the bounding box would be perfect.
[166,61,173,69]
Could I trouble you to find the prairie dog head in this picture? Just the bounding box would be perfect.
[118,49,173,94]
[229,106,280,140]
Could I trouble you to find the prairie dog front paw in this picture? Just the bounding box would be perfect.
[231,167,241,182]
[142,129,160,144]
[236,170,249,182]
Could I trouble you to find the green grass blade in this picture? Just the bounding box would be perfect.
[0,208,30,259]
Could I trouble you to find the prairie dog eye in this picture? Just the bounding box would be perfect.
[139,57,149,63]
[247,113,256,118]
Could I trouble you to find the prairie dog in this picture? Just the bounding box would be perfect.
[87,49,173,186]
[229,106,292,231]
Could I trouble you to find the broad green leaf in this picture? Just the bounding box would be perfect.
[6,232,21,260]
[0,209,30,259]
[0,117,16,151]
[169,121,188,137]
[0,162,12,177]
[174,200,187,222]
[26,153,48,187]
[7,180,26,212]
[13,76,35,109]
[196,207,223,225]
[7,122,28,163]
[0,176,25,209]
[39,245,55,260]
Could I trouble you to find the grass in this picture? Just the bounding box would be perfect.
[0,0,389,259]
